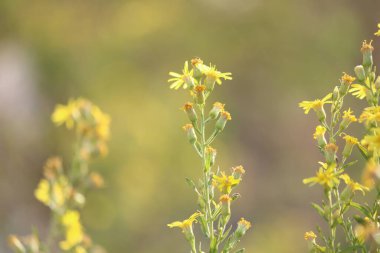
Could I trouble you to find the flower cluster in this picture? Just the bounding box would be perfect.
[168,58,251,253]
[300,27,380,252]
[9,98,110,253]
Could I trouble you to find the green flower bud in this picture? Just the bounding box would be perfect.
[205,146,217,168]
[333,86,339,100]
[8,235,26,253]
[354,65,366,81]
[183,124,197,144]
[215,111,231,132]
[375,76,380,90]
[313,126,327,148]
[342,135,358,158]
[194,85,206,105]
[183,102,197,123]
[235,218,252,237]
[191,58,205,79]
[324,143,338,164]
[339,73,355,96]
[361,40,374,67]
[209,102,225,119]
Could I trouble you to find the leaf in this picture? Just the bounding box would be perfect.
[186,178,201,196]
[235,249,245,253]
[342,160,358,169]
[357,144,369,160]
[311,203,326,220]
[220,225,232,243]
[350,202,372,219]
[340,245,364,252]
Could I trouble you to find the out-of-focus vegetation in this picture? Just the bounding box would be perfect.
[0,0,379,252]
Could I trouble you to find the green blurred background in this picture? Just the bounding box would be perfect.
[0,0,379,252]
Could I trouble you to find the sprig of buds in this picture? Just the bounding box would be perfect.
[167,58,251,253]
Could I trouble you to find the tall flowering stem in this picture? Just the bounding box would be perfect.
[168,58,251,253]
[300,28,380,252]
[8,98,110,253]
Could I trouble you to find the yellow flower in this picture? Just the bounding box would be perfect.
[313,126,326,140]
[168,61,196,90]
[361,40,374,53]
[75,246,87,253]
[343,135,358,145]
[299,93,332,114]
[375,23,380,36]
[362,159,379,189]
[213,172,241,193]
[167,212,202,232]
[340,174,369,195]
[359,106,380,124]
[204,65,232,85]
[303,163,340,189]
[60,210,84,250]
[91,105,111,141]
[349,84,369,99]
[342,109,357,123]
[51,99,80,129]
[341,72,356,85]
[34,178,68,208]
[304,231,317,241]
[363,128,380,152]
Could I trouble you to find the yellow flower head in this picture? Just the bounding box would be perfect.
[232,165,245,175]
[342,108,357,123]
[375,24,380,36]
[361,40,374,53]
[219,194,232,203]
[362,159,380,189]
[204,65,232,85]
[299,93,332,114]
[303,163,340,189]
[213,102,225,110]
[167,212,202,232]
[359,106,380,124]
[34,177,69,208]
[213,172,241,193]
[341,72,356,85]
[313,125,326,140]
[304,231,317,241]
[168,61,196,90]
[237,218,252,230]
[340,174,369,195]
[183,102,194,111]
[182,124,194,132]
[191,57,210,73]
[60,210,84,250]
[91,105,111,141]
[51,99,81,129]
[343,135,358,145]
[349,84,369,100]
[220,111,232,120]
[363,128,380,152]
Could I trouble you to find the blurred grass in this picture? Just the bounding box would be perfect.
[0,0,379,252]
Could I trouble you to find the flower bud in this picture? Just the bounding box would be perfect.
[354,65,366,82]
[89,172,105,188]
[235,218,252,237]
[183,75,195,89]
[8,235,26,253]
[232,165,245,179]
[194,85,206,105]
[191,58,205,79]
[215,111,231,132]
[205,146,217,168]
[183,124,197,144]
[361,40,374,67]
[313,126,327,148]
[332,86,339,100]
[342,135,358,158]
[324,143,338,164]
[43,157,63,180]
[183,102,197,123]
[339,73,355,96]
[339,109,357,131]
[219,194,232,222]
[209,102,225,119]
[375,77,380,90]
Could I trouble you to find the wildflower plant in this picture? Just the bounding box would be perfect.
[167,58,251,253]
[9,98,110,253]
[299,25,380,252]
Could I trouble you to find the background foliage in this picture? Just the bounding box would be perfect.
[0,0,379,252]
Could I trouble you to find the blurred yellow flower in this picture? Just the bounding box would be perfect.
[304,231,317,240]
[60,210,84,250]
[303,163,340,189]
[167,212,202,232]
[92,105,111,141]
[34,178,68,208]
[313,125,326,139]
[299,93,332,114]
[213,172,241,193]
[349,84,369,100]
[359,106,380,124]
[340,174,369,195]
[375,23,380,36]
[51,99,80,129]
[204,65,232,85]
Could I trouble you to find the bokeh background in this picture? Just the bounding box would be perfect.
[1,0,380,252]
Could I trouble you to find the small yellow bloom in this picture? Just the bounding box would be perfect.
[232,165,245,175]
[213,172,241,193]
[237,218,252,230]
[168,61,196,90]
[341,72,356,85]
[362,159,379,189]
[299,93,332,114]
[167,212,202,232]
[304,231,317,241]
[60,210,84,250]
[375,23,380,36]
[313,126,326,140]
[51,99,80,129]
[363,128,380,152]
[342,109,357,123]
[361,40,374,53]
[219,194,232,203]
[359,106,380,124]
[340,174,369,195]
[34,178,68,208]
[303,163,340,189]
[349,84,369,100]
[343,135,358,145]
[204,65,232,85]
[92,105,111,141]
